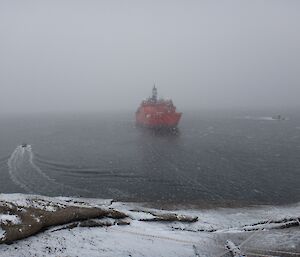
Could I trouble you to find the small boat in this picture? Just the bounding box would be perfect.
[272,115,285,121]
[21,143,28,148]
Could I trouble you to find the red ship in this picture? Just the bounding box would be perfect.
[136,86,182,128]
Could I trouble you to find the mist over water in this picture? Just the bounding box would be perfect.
[0,110,299,206]
[1,0,300,114]
[0,1,300,208]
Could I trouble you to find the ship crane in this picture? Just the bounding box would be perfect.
[152,85,158,102]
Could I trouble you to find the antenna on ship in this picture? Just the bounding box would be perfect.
[152,83,158,102]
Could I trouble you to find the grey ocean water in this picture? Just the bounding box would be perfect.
[0,110,299,207]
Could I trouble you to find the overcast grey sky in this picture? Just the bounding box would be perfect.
[0,0,299,113]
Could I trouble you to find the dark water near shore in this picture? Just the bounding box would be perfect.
[0,109,299,207]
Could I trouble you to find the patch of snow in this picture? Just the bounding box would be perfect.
[0,214,21,225]
[0,194,112,211]
[32,215,41,223]
[0,227,5,241]
[125,210,156,220]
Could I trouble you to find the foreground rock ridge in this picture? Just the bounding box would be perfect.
[0,194,198,243]
[0,194,299,257]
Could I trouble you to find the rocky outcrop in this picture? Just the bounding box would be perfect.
[0,198,127,244]
[0,194,198,244]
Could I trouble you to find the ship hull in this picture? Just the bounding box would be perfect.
[136,112,182,129]
[136,86,182,129]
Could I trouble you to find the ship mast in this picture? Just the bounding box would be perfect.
[152,84,158,102]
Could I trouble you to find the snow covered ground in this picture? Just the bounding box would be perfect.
[0,194,299,257]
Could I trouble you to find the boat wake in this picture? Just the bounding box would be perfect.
[33,154,134,199]
[242,116,288,121]
[7,145,89,196]
[34,154,104,175]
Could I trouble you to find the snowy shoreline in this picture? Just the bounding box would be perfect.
[0,194,299,257]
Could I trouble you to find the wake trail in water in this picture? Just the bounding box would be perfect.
[7,145,91,196]
[34,153,142,181]
[8,146,32,193]
[34,156,102,173]
[34,153,101,171]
